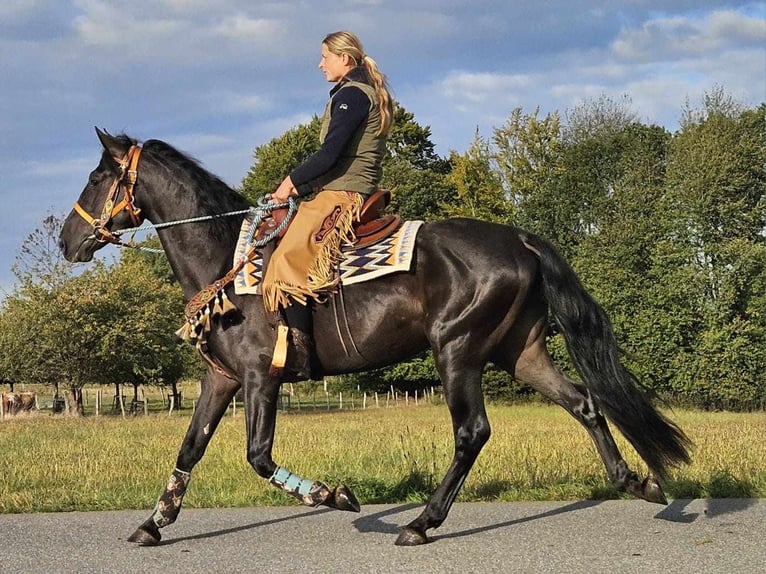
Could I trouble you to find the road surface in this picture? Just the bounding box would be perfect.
[1,499,763,573]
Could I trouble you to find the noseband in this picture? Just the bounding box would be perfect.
[73,145,144,245]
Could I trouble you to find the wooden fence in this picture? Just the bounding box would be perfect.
[1,384,443,420]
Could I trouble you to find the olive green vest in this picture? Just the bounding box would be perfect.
[318,81,386,196]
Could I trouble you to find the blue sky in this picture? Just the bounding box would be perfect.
[1,1,764,293]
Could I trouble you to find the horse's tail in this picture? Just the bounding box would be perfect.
[518,231,691,478]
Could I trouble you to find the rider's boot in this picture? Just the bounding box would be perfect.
[288,328,313,380]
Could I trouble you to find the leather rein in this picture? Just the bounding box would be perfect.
[73,145,144,246]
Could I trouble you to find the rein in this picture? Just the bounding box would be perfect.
[74,143,299,381]
[72,145,294,254]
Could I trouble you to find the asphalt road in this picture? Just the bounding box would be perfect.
[1,499,763,573]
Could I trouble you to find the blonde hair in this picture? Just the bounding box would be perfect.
[322,31,394,136]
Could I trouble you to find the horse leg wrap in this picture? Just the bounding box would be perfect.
[269,466,331,507]
[151,468,191,528]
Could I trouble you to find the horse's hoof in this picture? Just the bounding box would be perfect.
[642,476,668,505]
[326,484,361,512]
[127,522,161,546]
[395,527,429,546]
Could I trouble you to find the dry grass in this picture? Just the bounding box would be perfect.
[1,404,763,513]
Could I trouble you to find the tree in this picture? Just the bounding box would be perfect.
[93,251,192,410]
[12,214,73,289]
[442,132,507,223]
[0,267,106,414]
[564,93,637,143]
[240,117,322,203]
[572,123,682,392]
[382,105,455,221]
[663,93,766,407]
[0,221,194,414]
[491,107,566,246]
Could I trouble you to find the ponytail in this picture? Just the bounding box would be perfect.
[361,55,394,136]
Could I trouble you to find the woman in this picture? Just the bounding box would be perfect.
[262,31,394,377]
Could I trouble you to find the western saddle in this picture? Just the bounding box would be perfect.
[255,189,401,249]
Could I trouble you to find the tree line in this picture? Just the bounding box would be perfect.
[1,87,763,411]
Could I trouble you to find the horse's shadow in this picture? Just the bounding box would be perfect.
[352,500,603,541]
[148,498,760,546]
[153,507,334,546]
[655,498,759,523]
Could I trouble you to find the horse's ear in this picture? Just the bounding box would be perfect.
[95,126,128,159]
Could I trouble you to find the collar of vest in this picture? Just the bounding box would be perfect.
[330,66,371,96]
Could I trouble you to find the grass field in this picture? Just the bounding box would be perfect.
[0,404,764,513]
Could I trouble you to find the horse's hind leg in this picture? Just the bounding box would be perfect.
[504,337,666,504]
[396,352,489,546]
[128,368,240,545]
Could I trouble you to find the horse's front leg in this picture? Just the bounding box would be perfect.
[128,368,240,545]
[243,369,360,513]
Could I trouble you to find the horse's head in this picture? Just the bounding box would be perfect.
[59,128,145,262]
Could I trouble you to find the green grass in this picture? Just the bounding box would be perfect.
[0,404,764,513]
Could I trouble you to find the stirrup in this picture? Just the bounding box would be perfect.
[269,324,289,377]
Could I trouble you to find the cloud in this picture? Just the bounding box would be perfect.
[0,1,763,291]
[440,71,533,105]
[0,0,39,19]
[212,15,287,42]
[612,9,766,62]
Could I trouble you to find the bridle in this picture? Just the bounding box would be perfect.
[73,145,144,245]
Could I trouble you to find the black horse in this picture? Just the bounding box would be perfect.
[59,129,690,546]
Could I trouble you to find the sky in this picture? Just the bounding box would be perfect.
[1,0,764,294]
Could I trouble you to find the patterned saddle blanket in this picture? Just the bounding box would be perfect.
[234,218,424,295]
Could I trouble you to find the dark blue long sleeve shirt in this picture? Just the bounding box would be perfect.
[289,68,373,196]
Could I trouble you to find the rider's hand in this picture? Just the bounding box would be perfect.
[270,176,297,202]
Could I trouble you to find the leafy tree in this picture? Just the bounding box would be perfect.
[564,93,637,143]
[0,267,106,414]
[573,123,681,392]
[442,131,507,223]
[491,107,566,245]
[121,235,177,285]
[661,92,765,407]
[382,106,455,221]
[0,220,194,414]
[240,117,322,203]
[93,252,192,409]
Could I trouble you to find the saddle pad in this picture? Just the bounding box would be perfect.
[234,219,423,295]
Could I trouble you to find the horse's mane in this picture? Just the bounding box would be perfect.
[141,138,251,244]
